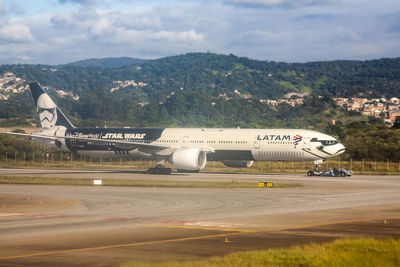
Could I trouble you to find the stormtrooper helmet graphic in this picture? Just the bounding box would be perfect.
[37,93,58,130]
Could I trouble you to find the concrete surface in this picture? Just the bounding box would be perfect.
[0,168,399,266]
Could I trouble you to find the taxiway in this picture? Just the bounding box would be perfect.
[0,168,399,266]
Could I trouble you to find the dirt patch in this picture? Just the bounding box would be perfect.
[0,194,83,213]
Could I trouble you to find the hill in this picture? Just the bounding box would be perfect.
[1,53,400,100]
[66,57,149,68]
[1,53,400,129]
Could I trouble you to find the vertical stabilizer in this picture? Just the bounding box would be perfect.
[29,83,74,131]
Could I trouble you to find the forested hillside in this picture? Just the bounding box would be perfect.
[1,53,400,99]
[65,57,148,68]
[1,52,400,128]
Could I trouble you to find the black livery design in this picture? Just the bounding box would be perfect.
[65,128,165,154]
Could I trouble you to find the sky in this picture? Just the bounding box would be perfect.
[0,0,399,65]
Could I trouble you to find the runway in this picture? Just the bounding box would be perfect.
[0,168,400,266]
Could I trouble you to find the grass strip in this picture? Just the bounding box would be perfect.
[2,160,400,175]
[0,176,300,188]
[121,238,400,267]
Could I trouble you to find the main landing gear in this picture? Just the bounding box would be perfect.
[307,159,325,176]
[148,161,172,174]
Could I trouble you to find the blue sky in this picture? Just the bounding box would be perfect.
[0,0,399,64]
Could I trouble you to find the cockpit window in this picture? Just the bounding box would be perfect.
[310,138,338,146]
[321,140,338,146]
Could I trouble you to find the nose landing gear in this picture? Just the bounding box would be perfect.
[307,159,325,176]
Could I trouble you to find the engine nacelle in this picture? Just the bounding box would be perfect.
[170,148,207,171]
[222,160,254,168]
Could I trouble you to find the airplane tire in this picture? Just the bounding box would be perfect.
[161,168,171,174]
[177,169,200,173]
[148,167,172,175]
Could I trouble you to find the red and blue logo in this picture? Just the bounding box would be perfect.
[293,134,302,148]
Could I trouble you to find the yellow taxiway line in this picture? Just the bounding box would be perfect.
[0,232,240,261]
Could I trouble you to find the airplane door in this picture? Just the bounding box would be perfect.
[254,136,260,149]
[183,136,189,147]
[303,138,310,149]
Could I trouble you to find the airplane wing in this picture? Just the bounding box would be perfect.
[1,131,60,144]
[0,132,215,155]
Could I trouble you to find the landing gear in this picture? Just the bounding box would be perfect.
[307,169,321,176]
[148,165,172,174]
[148,161,172,174]
[307,170,316,176]
[177,169,200,173]
[306,159,325,176]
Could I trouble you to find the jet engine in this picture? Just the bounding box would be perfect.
[170,148,207,171]
[222,160,254,168]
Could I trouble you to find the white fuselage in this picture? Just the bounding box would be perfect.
[64,128,345,162]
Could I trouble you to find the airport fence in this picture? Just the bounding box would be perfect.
[0,151,400,175]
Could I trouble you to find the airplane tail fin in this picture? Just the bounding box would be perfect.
[29,83,74,131]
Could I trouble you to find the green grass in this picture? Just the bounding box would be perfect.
[121,238,400,267]
[300,85,312,93]
[276,80,298,91]
[1,157,400,175]
[0,176,299,188]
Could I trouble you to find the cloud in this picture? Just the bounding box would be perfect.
[379,11,400,34]
[224,0,285,7]
[0,24,34,42]
[224,0,339,8]
[0,1,5,17]
[50,7,205,45]
[119,12,162,31]
[90,26,203,45]
[50,13,79,28]
[10,3,25,16]
[152,29,204,42]
[0,0,399,64]
[91,17,112,35]
[58,0,100,6]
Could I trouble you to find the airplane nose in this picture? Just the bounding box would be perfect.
[320,142,345,156]
[336,143,345,155]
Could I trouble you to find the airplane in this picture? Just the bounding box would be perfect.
[2,83,345,174]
